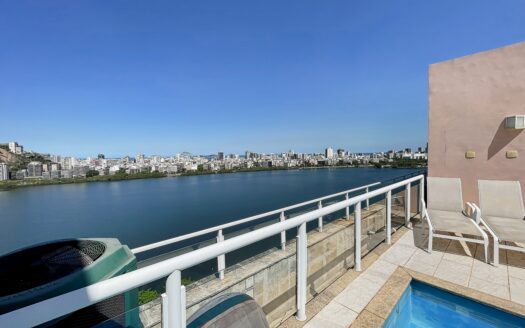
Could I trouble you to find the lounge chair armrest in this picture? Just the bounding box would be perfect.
[465,202,474,218]
[421,199,427,217]
[467,202,481,224]
[420,199,433,228]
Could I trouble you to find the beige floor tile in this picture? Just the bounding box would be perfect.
[304,301,358,328]
[380,244,416,266]
[361,260,398,285]
[442,240,478,265]
[396,231,416,247]
[432,237,452,252]
[442,252,474,267]
[509,277,525,305]
[334,276,383,313]
[508,266,525,280]
[409,248,444,265]
[468,276,510,300]
[434,259,471,286]
[471,259,508,286]
[507,250,525,268]
[404,257,439,276]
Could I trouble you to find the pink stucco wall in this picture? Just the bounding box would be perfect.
[428,41,525,204]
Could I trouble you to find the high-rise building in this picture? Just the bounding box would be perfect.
[61,157,77,170]
[136,154,145,164]
[0,163,9,180]
[50,163,61,171]
[325,147,334,159]
[337,149,345,157]
[27,161,43,177]
[217,152,224,161]
[51,155,61,163]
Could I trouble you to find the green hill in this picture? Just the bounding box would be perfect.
[0,148,50,171]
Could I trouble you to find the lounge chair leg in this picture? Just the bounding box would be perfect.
[428,230,433,253]
[493,239,499,266]
[484,240,489,264]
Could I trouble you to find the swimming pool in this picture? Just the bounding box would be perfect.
[384,280,525,327]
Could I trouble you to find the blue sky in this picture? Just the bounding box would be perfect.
[1,1,524,157]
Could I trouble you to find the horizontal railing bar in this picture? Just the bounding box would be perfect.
[131,181,380,254]
[0,175,423,328]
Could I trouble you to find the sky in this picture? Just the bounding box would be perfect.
[1,1,524,157]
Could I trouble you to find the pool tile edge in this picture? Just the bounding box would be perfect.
[352,266,525,327]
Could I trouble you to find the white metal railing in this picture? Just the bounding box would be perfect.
[0,175,425,328]
[131,182,380,279]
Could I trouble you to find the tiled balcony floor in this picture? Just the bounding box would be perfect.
[283,219,525,328]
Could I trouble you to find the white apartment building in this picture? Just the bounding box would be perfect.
[325,147,334,159]
[0,163,9,180]
[8,141,23,154]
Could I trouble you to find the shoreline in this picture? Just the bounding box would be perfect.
[0,172,167,191]
[0,165,427,191]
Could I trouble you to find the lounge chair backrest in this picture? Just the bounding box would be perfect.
[478,180,525,220]
[427,177,464,212]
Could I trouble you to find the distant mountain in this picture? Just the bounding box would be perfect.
[0,148,50,171]
[0,148,17,164]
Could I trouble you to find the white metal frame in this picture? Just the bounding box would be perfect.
[471,203,525,266]
[422,200,489,263]
[0,175,425,328]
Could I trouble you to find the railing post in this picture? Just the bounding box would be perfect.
[161,293,168,328]
[166,270,184,328]
[366,187,370,210]
[296,222,307,321]
[355,202,362,272]
[217,230,225,279]
[345,193,350,220]
[317,201,323,232]
[419,177,425,217]
[280,211,286,251]
[405,183,411,227]
[180,285,186,328]
[386,190,392,245]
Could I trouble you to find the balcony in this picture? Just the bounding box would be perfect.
[2,169,525,327]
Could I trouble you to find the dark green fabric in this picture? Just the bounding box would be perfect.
[187,294,252,328]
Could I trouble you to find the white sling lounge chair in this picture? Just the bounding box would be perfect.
[474,180,525,266]
[422,177,489,262]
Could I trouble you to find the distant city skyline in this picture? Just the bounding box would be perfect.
[4,140,426,159]
[1,140,426,182]
[1,1,523,156]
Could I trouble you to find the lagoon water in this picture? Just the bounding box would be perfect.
[0,168,419,257]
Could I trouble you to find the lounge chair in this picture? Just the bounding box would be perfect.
[422,177,489,262]
[473,180,525,266]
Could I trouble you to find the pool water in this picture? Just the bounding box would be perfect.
[384,280,525,328]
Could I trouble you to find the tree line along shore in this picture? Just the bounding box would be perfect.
[0,159,427,191]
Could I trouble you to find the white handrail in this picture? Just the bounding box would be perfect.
[131,182,381,254]
[0,175,424,328]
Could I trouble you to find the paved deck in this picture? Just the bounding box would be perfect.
[290,221,525,328]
